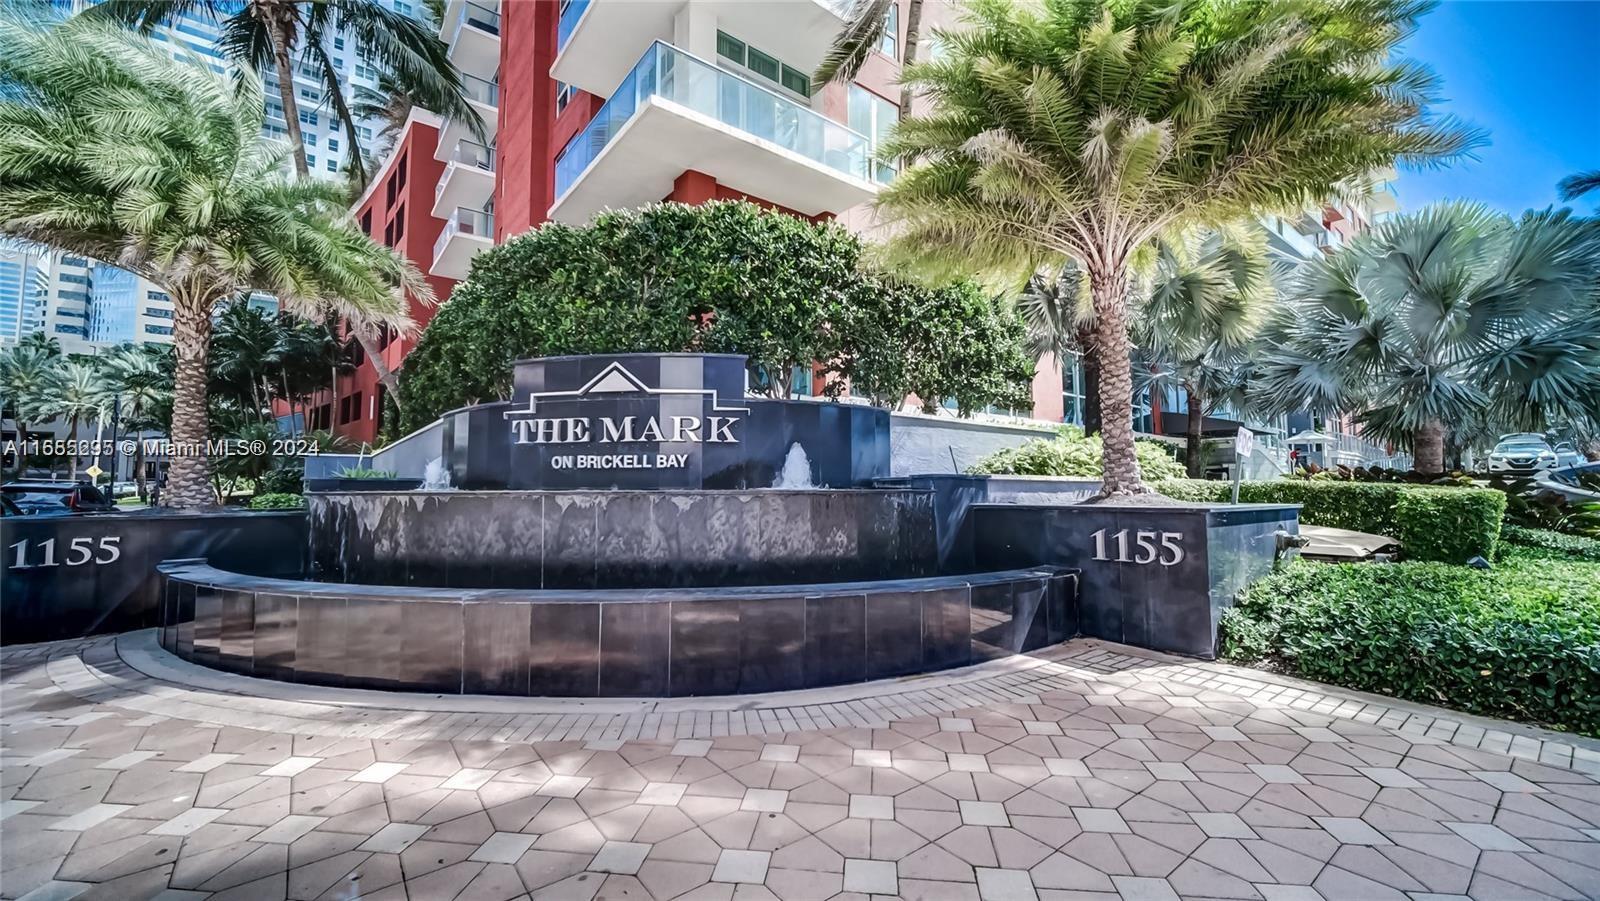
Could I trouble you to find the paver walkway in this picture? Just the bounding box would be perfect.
[3,631,1598,901]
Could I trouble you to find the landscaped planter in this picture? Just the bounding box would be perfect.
[304,477,423,493]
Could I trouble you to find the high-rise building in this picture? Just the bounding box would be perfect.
[0,242,50,344]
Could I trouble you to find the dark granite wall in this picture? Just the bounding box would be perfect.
[970,502,1298,658]
[1,511,307,645]
[158,561,1078,697]
[307,488,938,589]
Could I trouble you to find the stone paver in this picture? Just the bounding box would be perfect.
[2,630,1598,900]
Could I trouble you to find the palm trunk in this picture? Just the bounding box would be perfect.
[897,0,923,119]
[260,7,310,177]
[134,426,147,503]
[165,299,216,509]
[13,421,26,478]
[354,328,403,412]
[1090,265,1147,496]
[281,373,298,437]
[1076,326,1101,437]
[1414,419,1446,475]
[1185,384,1205,479]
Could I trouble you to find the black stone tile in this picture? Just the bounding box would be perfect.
[343,596,402,689]
[175,580,195,657]
[1013,577,1049,652]
[464,602,532,696]
[217,589,255,674]
[599,602,669,697]
[921,585,970,670]
[969,582,1014,662]
[805,593,865,687]
[294,596,347,687]
[738,595,805,693]
[542,495,599,589]
[398,601,464,691]
[252,593,297,681]
[865,590,923,680]
[191,583,222,666]
[668,600,740,697]
[528,603,599,697]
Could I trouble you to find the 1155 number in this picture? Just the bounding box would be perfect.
[1090,529,1184,566]
[8,537,122,569]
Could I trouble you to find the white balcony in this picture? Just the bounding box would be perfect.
[443,0,500,82]
[550,42,878,225]
[435,73,499,161]
[432,141,496,218]
[552,0,848,99]
[431,207,494,280]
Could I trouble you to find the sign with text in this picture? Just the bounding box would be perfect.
[504,354,752,489]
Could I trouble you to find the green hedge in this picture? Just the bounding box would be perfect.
[1153,478,1503,562]
[1500,525,1600,562]
[971,431,1185,480]
[1220,558,1600,736]
[249,493,306,510]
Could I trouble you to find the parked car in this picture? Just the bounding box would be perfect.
[0,480,118,515]
[1553,442,1585,470]
[0,494,21,517]
[1486,435,1559,474]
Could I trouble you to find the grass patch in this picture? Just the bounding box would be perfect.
[1220,549,1600,737]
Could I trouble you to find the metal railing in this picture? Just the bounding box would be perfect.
[554,41,872,200]
[557,0,590,53]
[459,72,499,107]
[433,207,494,263]
[435,141,495,200]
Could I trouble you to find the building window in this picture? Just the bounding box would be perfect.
[327,158,338,172]
[849,84,899,182]
[328,138,340,151]
[306,154,317,167]
[143,324,174,336]
[61,256,87,267]
[556,80,574,114]
[60,273,91,286]
[305,133,317,147]
[396,153,407,190]
[361,211,372,235]
[715,31,810,99]
[145,307,173,319]
[1061,353,1085,426]
[880,4,899,59]
[54,324,87,337]
[334,36,345,51]
[392,205,405,242]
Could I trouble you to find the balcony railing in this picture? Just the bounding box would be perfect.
[557,0,590,53]
[435,141,496,199]
[460,72,499,107]
[458,0,500,37]
[433,206,494,262]
[554,41,872,201]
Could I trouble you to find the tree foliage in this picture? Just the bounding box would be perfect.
[399,201,1034,432]
[1253,203,1600,473]
[875,0,1479,495]
[0,14,422,507]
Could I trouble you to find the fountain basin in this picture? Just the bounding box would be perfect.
[157,560,1078,697]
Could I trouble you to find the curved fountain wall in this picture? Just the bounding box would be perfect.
[307,488,938,589]
[157,561,1077,697]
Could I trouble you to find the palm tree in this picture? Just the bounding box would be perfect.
[1559,170,1600,202]
[88,0,484,187]
[814,0,923,119]
[1253,204,1600,474]
[0,341,64,477]
[0,16,426,508]
[211,300,284,423]
[1017,264,1101,436]
[875,0,1479,496]
[34,360,107,480]
[1135,228,1276,477]
[97,344,171,500]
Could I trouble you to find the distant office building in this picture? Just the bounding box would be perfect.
[0,243,50,345]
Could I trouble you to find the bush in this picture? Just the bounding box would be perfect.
[1394,487,1505,563]
[970,429,1185,480]
[334,467,397,479]
[399,201,1033,430]
[1154,478,1501,561]
[1221,558,1600,736]
[248,493,306,510]
[257,465,303,495]
[1500,525,1600,562]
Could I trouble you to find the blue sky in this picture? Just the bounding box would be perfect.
[1393,1,1600,215]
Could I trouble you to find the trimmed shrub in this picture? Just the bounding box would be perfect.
[257,465,303,495]
[1155,478,1501,560]
[971,430,1185,480]
[1221,558,1600,736]
[1394,487,1505,563]
[248,492,305,510]
[1500,525,1600,562]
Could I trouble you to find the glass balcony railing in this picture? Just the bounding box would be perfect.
[460,72,499,107]
[433,207,494,262]
[557,0,590,53]
[435,141,496,199]
[554,42,872,201]
[459,0,500,37]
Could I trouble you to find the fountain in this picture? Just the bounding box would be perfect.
[157,353,1079,697]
